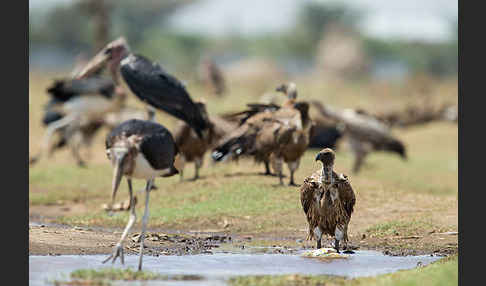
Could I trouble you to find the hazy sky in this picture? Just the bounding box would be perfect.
[29,0,458,42]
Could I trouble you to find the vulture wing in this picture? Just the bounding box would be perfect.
[120,54,209,138]
[46,77,115,102]
[334,172,356,218]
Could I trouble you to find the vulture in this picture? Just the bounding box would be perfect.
[199,57,226,96]
[104,119,181,270]
[310,100,406,174]
[31,76,126,165]
[173,101,238,181]
[212,83,312,185]
[76,37,209,138]
[300,148,356,252]
[29,103,105,167]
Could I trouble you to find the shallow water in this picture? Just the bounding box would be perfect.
[29,250,440,286]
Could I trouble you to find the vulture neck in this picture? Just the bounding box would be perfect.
[282,98,296,108]
[320,164,334,186]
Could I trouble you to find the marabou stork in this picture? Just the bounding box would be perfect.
[76,37,209,138]
[104,119,181,270]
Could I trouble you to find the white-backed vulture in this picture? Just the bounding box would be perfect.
[199,57,226,96]
[300,148,356,252]
[310,100,406,174]
[212,83,312,185]
[173,101,238,181]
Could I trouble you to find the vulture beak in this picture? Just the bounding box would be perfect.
[110,149,128,208]
[315,153,321,162]
[74,48,110,79]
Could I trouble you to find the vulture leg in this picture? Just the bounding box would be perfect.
[271,155,284,185]
[348,136,368,174]
[193,157,203,180]
[42,114,79,160]
[138,179,154,271]
[334,227,344,254]
[147,107,156,122]
[287,160,300,186]
[69,131,86,167]
[263,160,272,176]
[314,226,323,249]
[102,178,136,265]
[179,155,186,182]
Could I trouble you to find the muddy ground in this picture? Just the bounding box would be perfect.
[29,204,457,257]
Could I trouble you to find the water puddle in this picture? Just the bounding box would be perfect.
[30,250,441,286]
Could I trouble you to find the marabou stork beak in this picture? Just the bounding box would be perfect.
[110,149,128,208]
[74,48,110,79]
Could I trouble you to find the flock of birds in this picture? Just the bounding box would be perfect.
[29,37,455,270]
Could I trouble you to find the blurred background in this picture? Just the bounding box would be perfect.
[29,0,457,82]
[28,1,459,262]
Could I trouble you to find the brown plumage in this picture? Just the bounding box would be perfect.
[310,100,406,174]
[211,83,312,185]
[173,101,238,180]
[199,57,226,96]
[271,101,313,186]
[299,148,356,252]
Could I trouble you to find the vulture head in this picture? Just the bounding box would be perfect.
[315,148,335,185]
[75,37,131,81]
[276,82,298,100]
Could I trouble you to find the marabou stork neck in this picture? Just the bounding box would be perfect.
[76,37,209,139]
[103,119,181,270]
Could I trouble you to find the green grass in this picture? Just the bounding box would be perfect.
[51,268,204,286]
[70,268,164,281]
[228,255,458,286]
[29,73,457,235]
[365,220,437,237]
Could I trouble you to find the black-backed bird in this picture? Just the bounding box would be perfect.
[75,37,209,138]
[103,119,181,270]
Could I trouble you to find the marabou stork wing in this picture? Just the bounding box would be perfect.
[120,54,209,138]
[105,119,178,170]
[46,77,115,102]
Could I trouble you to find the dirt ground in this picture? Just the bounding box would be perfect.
[29,203,457,257]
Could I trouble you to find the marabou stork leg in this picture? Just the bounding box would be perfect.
[138,179,154,271]
[102,178,136,265]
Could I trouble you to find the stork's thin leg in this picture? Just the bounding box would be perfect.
[138,179,154,271]
[103,178,136,265]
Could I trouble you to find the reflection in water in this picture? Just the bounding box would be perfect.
[29,250,440,286]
